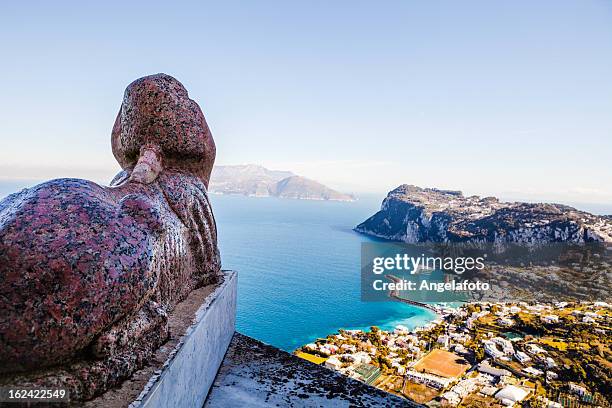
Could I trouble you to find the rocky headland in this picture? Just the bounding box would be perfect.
[355,185,612,244]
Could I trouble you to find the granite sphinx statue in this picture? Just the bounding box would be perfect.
[0,74,221,399]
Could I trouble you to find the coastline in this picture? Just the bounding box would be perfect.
[295,300,612,406]
[294,298,440,354]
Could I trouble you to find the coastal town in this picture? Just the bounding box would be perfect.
[295,301,611,407]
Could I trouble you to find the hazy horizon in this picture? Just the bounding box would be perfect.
[1,169,611,216]
[1,1,611,205]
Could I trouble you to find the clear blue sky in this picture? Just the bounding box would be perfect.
[1,1,611,205]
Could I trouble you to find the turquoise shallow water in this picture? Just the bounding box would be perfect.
[210,194,437,351]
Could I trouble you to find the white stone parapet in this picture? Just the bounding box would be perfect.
[131,270,237,408]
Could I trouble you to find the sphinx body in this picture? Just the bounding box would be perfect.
[0,74,221,399]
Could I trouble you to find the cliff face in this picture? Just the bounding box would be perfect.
[355,185,612,244]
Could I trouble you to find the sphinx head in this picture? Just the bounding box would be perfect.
[111,74,216,187]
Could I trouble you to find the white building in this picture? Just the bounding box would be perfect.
[568,383,588,396]
[495,385,529,406]
[546,371,558,380]
[526,344,547,355]
[542,315,559,324]
[325,356,342,370]
[484,341,506,359]
[441,391,461,406]
[480,385,498,396]
[304,343,318,352]
[352,351,371,365]
[478,361,511,378]
[492,337,514,355]
[523,366,544,377]
[405,370,451,390]
[320,344,338,355]
[448,378,479,398]
[453,344,466,354]
[514,351,531,364]
[449,332,471,342]
[527,304,551,312]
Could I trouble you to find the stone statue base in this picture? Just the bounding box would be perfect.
[0,271,236,406]
[125,270,236,408]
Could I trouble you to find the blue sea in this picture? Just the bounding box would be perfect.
[0,180,436,352]
[210,193,436,351]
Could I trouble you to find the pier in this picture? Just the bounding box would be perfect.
[385,274,438,312]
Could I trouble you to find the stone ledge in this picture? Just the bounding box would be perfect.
[87,270,236,408]
[204,332,421,408]
[134,270,236,408]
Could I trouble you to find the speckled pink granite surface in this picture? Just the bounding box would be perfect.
[0,74,221,401]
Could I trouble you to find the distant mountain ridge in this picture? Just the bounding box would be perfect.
[209,165,355,201]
